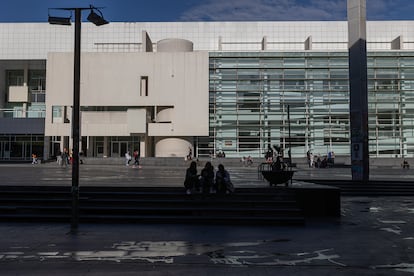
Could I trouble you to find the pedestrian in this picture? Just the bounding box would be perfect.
[200,161,215,194]
[61,148,69,167]
[184,161,199,194]
[402,159,410,169]
[309,152,314,168]
[247,155,253,166]
[56,150,62,166]
[215,164,234,194]
[31,153,38,164]
[125,151,132,166]
[187,147,192,161]
[133,149,141,168]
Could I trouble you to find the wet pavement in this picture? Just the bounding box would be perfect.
[1,161,414,187]
[1,163,414,275]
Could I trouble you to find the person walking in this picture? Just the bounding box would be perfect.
[31,153,38,164]
[133,149,141,168]
[125,151,132,166]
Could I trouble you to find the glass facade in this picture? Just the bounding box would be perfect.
[4,69,46,118]
[204,51,414,159]
[0,134,43,161]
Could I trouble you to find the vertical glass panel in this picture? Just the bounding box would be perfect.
[52,106,63,123]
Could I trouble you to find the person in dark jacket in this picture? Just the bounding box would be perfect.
[184,161,199,194]
[215,164,234,194]
[200,161,215,194]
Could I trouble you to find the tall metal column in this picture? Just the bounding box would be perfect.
[71,8,81,231]
[347,0,369,181]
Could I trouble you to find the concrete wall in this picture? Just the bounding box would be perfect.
[155,137,192,157]
[45,51,209,138]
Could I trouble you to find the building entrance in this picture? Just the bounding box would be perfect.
[111,141,128,158]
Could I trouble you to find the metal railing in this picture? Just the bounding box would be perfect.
[0,108,46,118]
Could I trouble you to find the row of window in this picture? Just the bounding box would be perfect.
[207,52,414,158]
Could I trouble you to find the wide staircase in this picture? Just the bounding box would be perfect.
[0,186,305,225]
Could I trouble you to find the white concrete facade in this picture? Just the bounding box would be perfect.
[1,21,414,61]
[2,21,414,159]
[45,50,209,157]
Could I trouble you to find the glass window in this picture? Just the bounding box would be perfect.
[140,76,148,96]
[52,106,63,123]
[28,70,46,92]
[6,70,24,86]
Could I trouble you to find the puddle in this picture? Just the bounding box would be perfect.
[0,240,344,267]
[369,207,382,213]
[378,219,406,224]
[380,227,402,235]
[373,263,414,273]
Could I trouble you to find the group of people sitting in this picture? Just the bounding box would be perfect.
[184,161,234,195]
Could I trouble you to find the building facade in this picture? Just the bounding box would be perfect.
[0,21,413,160]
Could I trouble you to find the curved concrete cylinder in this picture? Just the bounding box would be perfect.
[156,108,173,123]
[157,38,193,52]
[155,137,192,157]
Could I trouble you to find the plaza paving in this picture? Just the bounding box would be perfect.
[1,160,414,187]
[0,162,414,275]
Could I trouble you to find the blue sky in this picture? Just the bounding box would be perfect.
[1,0,414,22]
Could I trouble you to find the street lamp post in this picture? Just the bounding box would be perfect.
[48,6,108,231]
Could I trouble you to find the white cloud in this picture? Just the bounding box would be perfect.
[179,0,414,22]
[366,0,414,20]
[179,0,346,21]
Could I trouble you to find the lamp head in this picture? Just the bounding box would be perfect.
[87,10,109,26]
[48,16,71,26]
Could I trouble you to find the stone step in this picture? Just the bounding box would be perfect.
[0,186,305,225]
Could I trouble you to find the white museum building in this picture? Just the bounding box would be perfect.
[1,21,414,160]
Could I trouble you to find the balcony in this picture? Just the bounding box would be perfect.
[8,86,28,102]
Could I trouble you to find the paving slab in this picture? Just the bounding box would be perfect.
[0,196,413,275]
[1,162,414,187]
[0,163,413,275]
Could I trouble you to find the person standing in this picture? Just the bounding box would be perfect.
[61,148,69,167]
[309,152,314,168]
[56,150,62,166]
